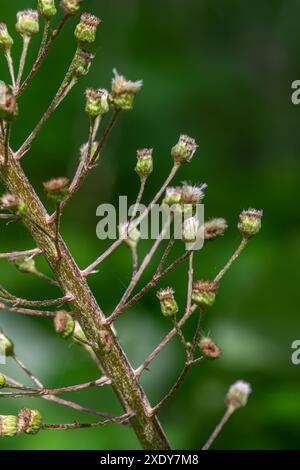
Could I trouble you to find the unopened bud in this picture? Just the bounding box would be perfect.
[238,209,263,238]
[16,10,39,37]
[182,216,200,243]
[199,337,222,360]
[54,311,75,339]
[73,50,95,78]
[17,408,42,435]
[171,134,198,165]
[163,186,182,206]
[60,0,82,15]
[38,0,57,19]
[119,222,141,249]
[10,256,36,274]
[156,287,178,318]
[225,380,251,412]
[75,13,101,45]
[0,23,13,51]
[85,88,109,118]
[192,280,217,308]
[204,218,228,241]
[0,193,26,215]
[0,415,17,437]
[43,177,69,203]
[0,374,6,388]
[135,148,153,180]
[110,69,142,111]
[0,81,18,122]
[0,332,14,357]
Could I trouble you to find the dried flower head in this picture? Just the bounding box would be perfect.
[111,69,143,110]
[199,337,222,360]
[17,408,42,435]
[85,88,109,118]
[225,380,252,411]
[60,0,82,15]
[16,10,39,37]
[204,218,228,241]
[238,208,263,238]
[75,13,101,44]
[0,81,18,122]
[38,0,57,19]
[192,280,218,308]
[135,148,153,180]
[119,222,141,249]
[73,49,95,78]
[0,415,17,437]
[181,182,207,206]
[156,287,178,318]
[54,311,75,339]
[43,177,69,203]
[171,134,198,165]
[0,23,13,50]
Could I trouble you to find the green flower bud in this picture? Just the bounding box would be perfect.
[61,0,82,15]
[54,311,75,339]
[192,280,217,308]
[135,148,153,180]
[238,208,263,238]
[225,380,251,412]
[156,287,179,318]
[0,23,14,51]
[163,186,182,206]
[0,331,14,357]
[85,88,109,118]
[72,50,95,78]
[171,134,198,165]
[0,81,18,122]
[0,415,17,437]
[204,218,228,241]
[75,13,101,45]
[199,337,222,360]
[43,177,69,203]
[11,256,36,274]
[182,216,200,243]
[17,408,42,435]
[110,69,142,111]
[0,193,25,215]
[0,374,6,389]
[16,10,39,37]
[119,222,141,249]
[38,0,57,19]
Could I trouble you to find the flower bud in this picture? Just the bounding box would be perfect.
[16,10,39,37]
[10,256,37,274]
[225,380,251,412]
[119,222,141,249]
[0,331,14,357]
[192,280,217,308]
[85,88,109,118]
[0,374,6,389]
[43,177,69,203]
[38,0,57,19]
[182,216,200,243]
[204,218,228,241]
[181,183,206,206]
[0,415,17,437]
[75,13,101,45]
[163,186,182,206]
[199,337,222,360]
[0,193,26,215]
[171,134,198,165]
[17,408,42,435]
[238,208,263,238]
[0,81,18,122]
[156,287,179,318]
[0,23,13,51]
[110,69,142,111]
[135,148,153,180]
[72,50,95,78]
[54,311,75,339]
[61,0,82,15]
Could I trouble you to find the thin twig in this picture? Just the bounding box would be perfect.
[89,110,121,167]
[39,20,51,55]
[41,413,132,431]
[4,51,16,89]
[129,178,146,224]
[0,288,73,307]
[0,302,59,317]
[0,248,42,259]
[131,246,138,278]
[16,36,30,89]
[186,251,194,314]
[214,237,248,284]
[202,408,233,450]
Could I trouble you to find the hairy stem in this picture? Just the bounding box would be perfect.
[202,407,233,450]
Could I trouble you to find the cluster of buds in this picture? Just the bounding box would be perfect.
[135,148,153,181]
[73,50,95,78]
[110,69,143,111]
[156,287,179,318]
[85,88,109,118]
[171,134,198,165]
[0,82,18,122]
[119,222,141,249]
[225,380,251,412]
[192,280,218,308]
[182,215,200,243]
[0,331,14,357]
[0,193,25,215]
[199,337,222,360]
[0,23,13,51]
[16,10,39,37]
[203,218,228,241]
[43,177,69,203]
[75,13,101,45]
[54,311,75,339]
[61,0,82,15]
[238,209,263,239]
[38,0,57,20]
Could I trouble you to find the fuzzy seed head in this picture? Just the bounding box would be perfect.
[17,408,42,435]
[16,10,39,36]
[85,88,109,117]
[75,13,101,44]
[0,415,17,437]
[54,311,75,339]
[0,81,18,122]
[225,380,251,411]
[38,0,57,19]
[0,23,13,50]
[204,218,228,241]
[192,280,218,308]
[181,182,207,206]
[171,134,198,164]
[199,337,222,360]
[111,69,143,110]
[238,208,263,238]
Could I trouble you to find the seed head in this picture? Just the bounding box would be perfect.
[0,415,17,437]
[110,69,143,111]
[16,10,39,37]
[171,134,198,165]
[17,408,42,435]
[54,311,75,339]
[38,0,57,19]
[75,13,101,44]
[225,380,251,412]
[85,88,109,118]
[204,218,228,241]
[238,208,263,238]
[0,81,18,122]
[156,287,178,318]
[43,177,69,203]
[0,23,13,51]
[199,337,222,360]
[192,280,218,308]
[181,182,207,206]
[119,222,141,249]
[60,0,82,15]
[73,49,95,78]
[135,148,153,180]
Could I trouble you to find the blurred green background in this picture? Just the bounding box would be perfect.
[1,0,299,450]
